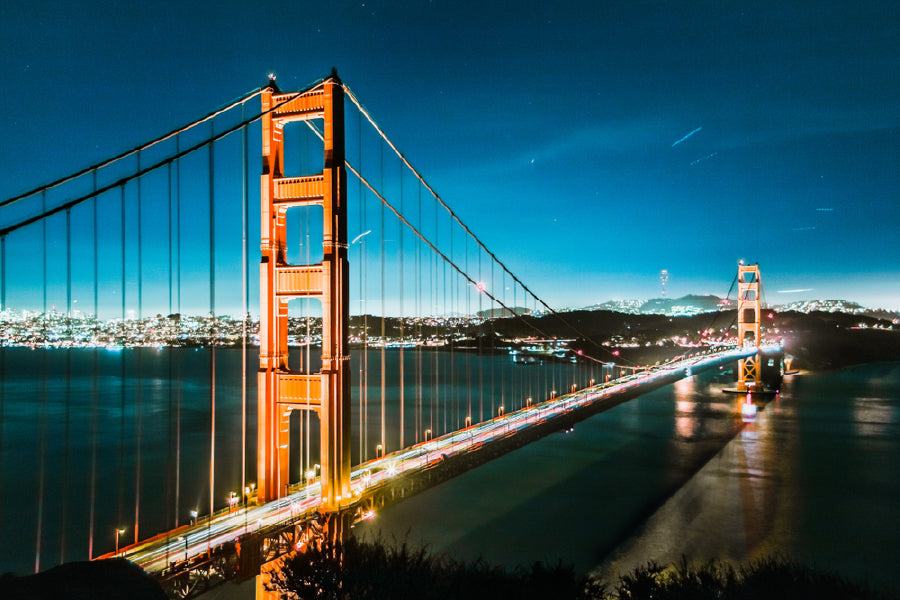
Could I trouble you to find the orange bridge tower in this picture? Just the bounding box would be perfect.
[257,71,351,513]
[735,262,762,392]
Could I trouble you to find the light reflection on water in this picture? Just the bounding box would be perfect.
[852,396,896,437]
[358,363,900,597]
[595,364,900,596]
[0,346,600,574]
[673,375,697,439]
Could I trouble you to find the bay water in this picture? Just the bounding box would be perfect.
[1,348,898,596]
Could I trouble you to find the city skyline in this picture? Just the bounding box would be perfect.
[1,1,897,311]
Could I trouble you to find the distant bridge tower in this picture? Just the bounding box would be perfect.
[735,262,762,392]
[257,71,351,513]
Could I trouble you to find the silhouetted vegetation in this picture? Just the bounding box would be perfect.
[267,536,892,600]
[0,558,166,600]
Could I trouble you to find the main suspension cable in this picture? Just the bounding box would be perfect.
[0,80,324,238]
[0,87,267,210]
[343,84,611,356]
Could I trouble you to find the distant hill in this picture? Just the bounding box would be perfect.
[772,299,900,322]
[586,296,899,321]
[639,294,731,315]
[587,295,732,316]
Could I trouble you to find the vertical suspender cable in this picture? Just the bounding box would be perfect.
[379,144,385,454]
[0,233,4,309]
[415,184,422,437]
[490,261,496,410]
[357,109,365,462]
[134,152,143,545]
[0,233,4,557]
[88,175,99,560]
[42,191,47,319]
[478,248,484,421]
[465,236,471,426]
[174,135,182,527]
[361,116,369,462]
[35,191,48,573]
[305,233,311,475]
[447,214,453,433]
[241,113,248,499]
[59,207,72,562]
[117,185,126,538]
[398,165,404,448]
[165,158,174,534]
[208,122,216,544]
[433,197,439,436]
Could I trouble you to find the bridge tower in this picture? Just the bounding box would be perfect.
[735,262,762,392]
[257,71,351,513]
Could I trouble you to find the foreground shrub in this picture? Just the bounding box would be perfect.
[266,537,891,600]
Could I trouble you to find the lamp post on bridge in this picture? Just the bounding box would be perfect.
[115,527,126,556]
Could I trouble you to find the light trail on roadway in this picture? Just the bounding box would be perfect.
[116,346,761,574]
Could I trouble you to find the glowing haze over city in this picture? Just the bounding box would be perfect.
[1,0,897,311]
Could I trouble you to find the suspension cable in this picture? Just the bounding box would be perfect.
[0,81,324,238]
[343,84,611,356]
[302,119,559,343]
[0,87,267,210]
[346,159,558,342]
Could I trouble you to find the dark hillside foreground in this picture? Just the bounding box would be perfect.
[0,558,167,600]
[267,536,894,600]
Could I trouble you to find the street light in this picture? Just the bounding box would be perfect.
[190,510,198,525]
[424,429,432,441]
[115,528,126,556]
[464,416,472,428]
[376,444,383,458]
[498,405,504,417]
[177,536,188,561]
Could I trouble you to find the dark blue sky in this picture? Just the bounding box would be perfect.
[1,0,898,311]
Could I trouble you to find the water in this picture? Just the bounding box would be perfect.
[2,350,898,596]
[0,346,600,575]
[355,362,900,595]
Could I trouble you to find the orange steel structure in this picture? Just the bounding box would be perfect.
[257,72,351,512]
[735,263,762,392]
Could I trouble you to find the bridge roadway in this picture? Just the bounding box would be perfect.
[109,346,759,575]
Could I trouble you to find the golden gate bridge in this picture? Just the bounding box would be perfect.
[0,70,773,598]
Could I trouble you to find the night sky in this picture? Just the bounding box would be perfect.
[1,0,898,311]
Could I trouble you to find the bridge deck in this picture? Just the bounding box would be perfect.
[110,347,759,576]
